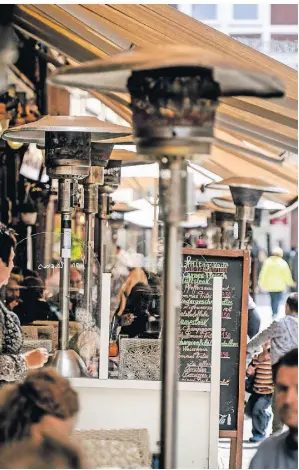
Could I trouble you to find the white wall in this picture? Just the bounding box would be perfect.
[74,385,211,469]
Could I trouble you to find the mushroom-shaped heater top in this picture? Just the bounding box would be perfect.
[49,45,284,160]
[212,197,285,212]
[2,116,132,179]
[207,177,288,249]
[50,44,284,96]
[2,115,132,143]
[207,177,288,209]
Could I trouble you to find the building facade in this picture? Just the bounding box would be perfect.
[173,4,298,69]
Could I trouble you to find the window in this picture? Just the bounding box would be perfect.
[271,4,298,25]
[231,34,262,50]
[233,4,258,20]
[192,4,217,20]
[271,34,298,53]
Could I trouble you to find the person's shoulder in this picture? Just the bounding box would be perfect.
[258,431,289,452]
[250,432,289,468]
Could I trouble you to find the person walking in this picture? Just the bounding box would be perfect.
[249,349,298,469]
[245,343,273,442]
[247,293,298,435]
[259,247,294,317]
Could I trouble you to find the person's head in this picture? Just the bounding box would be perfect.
[271,246,284,258]
[5,277,20,304]
[0,368,79,446]
[261,341,271,360]
[70,267,82,291]
[273,349,298,431]
[11,266,22,276]
[22,268,39,280]
[116,267,148,317]
[286,293,298,316]
[129,282,153,315]
[0,225,16,287]
[116,245,121,254]
[0,433,84,469]
[21,276,45,303]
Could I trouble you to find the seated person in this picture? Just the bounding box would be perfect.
[112,282,153,339]
[14,276,58,325]
[4,276,21,311]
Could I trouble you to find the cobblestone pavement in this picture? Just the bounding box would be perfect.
[218,293,287,469]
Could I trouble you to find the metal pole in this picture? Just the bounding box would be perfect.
[58,179,72,351]
[27,225,33,270]
[83,183,98,318]
[159,159,185,469]
[238,218,247,250]
[83,211,94,315]
[151,178,159,272]
[44,194,55,279]
[97,193,109,313]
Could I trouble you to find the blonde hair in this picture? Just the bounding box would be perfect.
[271,247,283,257]
[116,268,148,316]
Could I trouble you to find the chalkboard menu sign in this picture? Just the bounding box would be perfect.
[180,249,248,432]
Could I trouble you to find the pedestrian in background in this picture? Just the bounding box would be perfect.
[249,349,298,469]
[247,293,298,435]
[245,343,273,442]
[259,247,294,317]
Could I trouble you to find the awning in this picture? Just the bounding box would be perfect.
[11,4,298,204]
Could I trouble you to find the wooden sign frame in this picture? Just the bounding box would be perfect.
[182,248,250,469]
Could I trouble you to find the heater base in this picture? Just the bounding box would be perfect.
[49,349,90,378]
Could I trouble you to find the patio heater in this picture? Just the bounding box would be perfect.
[2,116,131,377]
[81,143,127,325]
[50,44,284,468]
[207,177,288,249]
[96,159,122,318]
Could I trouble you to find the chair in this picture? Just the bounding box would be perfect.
[36,325,55,342]
[74,429,150,469]
[119,338,161,381]
[32,321,83,350]
[21,339,53,354]
[22,326,38,340]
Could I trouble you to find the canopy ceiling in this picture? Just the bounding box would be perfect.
[11,4,298,204]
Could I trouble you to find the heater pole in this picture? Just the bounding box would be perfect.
[238,218,247,250]
[159,158,185,469]
[83,183,98,319]
[84,211,95,315]
[58,179,72,350]
[97,193,110,322]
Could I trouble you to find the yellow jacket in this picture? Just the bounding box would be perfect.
[259,256,294,292]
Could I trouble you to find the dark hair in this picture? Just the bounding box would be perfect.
[11,266,22,276]
[286,293,298,314]
[0,368,79,446]
[22,268,39,279]
[21,276,44,301]
[273,348,298,383]
[0,225,16,266]
[0,433,83,469]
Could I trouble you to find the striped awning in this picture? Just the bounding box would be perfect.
[11,4,298,203]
